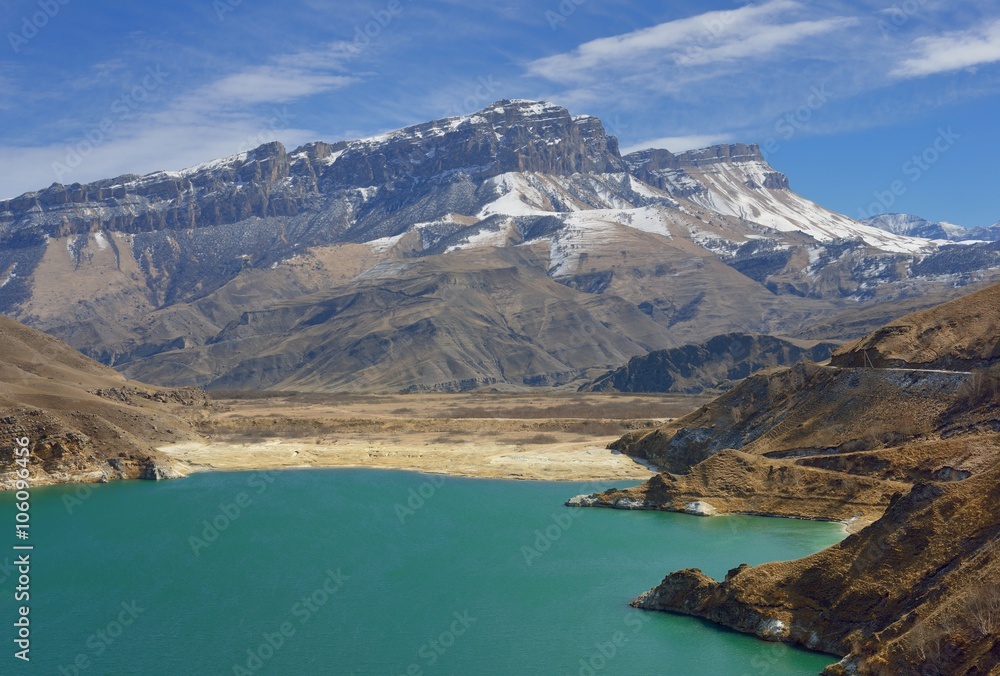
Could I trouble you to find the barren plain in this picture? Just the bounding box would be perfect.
[159,391,711,481]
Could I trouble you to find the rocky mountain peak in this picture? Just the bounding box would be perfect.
[623,143,789,197]
[864,213,1000,242]
[320,99,624,191]
[674,142,765,166]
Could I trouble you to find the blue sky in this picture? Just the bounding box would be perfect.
[2,0,999,226]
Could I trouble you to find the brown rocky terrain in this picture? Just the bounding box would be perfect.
[832,281,1000,371]
[580,281,1000,674]
[0,314,203,488]
[581,332,840,394]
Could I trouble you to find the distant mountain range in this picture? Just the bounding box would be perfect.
[863,213,1000,242]
[1,99,999,392]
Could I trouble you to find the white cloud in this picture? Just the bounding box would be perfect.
[621,134,734,154]
[892,18,1000,78]
[527,0,857,83]
[180,41,360,110]
[0,42,361,198]
[199,68,357,105]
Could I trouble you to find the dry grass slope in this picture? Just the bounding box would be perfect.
[0,315,202,488]
[599,281,1000,674]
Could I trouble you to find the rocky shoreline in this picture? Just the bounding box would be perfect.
[576,284,1000,674]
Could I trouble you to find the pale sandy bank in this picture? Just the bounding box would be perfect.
[159,435,655,482]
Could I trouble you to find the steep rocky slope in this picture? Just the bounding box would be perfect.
[585,281,1000,674]
[633,460,1000,675]
[122,244,674,392]
[0,315,202,488]
[581,332,839,394]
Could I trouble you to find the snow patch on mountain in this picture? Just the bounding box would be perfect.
[0,263,16,289]
[682,157,930,254]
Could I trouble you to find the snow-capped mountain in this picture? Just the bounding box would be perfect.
[626,146,930,254]
[2,99,1000,392]
[864,213,1000,242]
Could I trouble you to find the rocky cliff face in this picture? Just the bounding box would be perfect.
[624,144,790,195]
[632,465,1000,674]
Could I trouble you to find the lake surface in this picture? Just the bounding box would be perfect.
[1,469,843,674]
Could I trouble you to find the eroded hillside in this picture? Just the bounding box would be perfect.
[581,281,1000,674]
[0,315,203,488]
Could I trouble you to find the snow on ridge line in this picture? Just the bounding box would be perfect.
[684,158,934,254]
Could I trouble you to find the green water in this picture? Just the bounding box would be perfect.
[1,470,842,675]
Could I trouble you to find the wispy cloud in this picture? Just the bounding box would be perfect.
[892,18,1000,78]
[527,0,857,83]
[180,41,360,108]
[0,41,362,198]
[522,1,870,151]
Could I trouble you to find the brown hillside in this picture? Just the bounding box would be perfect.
[832,281,1000,371]
[0,314,203,488]
[589,280,1000,674]
[633,459,1000,675]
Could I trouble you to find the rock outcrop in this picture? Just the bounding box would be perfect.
[633,466,1000,674]
[831,281,1000,371]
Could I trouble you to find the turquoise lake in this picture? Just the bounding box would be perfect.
[1,469,843,674]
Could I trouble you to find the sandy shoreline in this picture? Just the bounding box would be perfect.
[158,435,657,482]
[158,392,707,482]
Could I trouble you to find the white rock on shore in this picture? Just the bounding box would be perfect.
[566,493,601,507]
[683,500,718,516]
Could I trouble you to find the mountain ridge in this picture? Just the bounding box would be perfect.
[4,99,1000,392]
[580,332,840,394]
